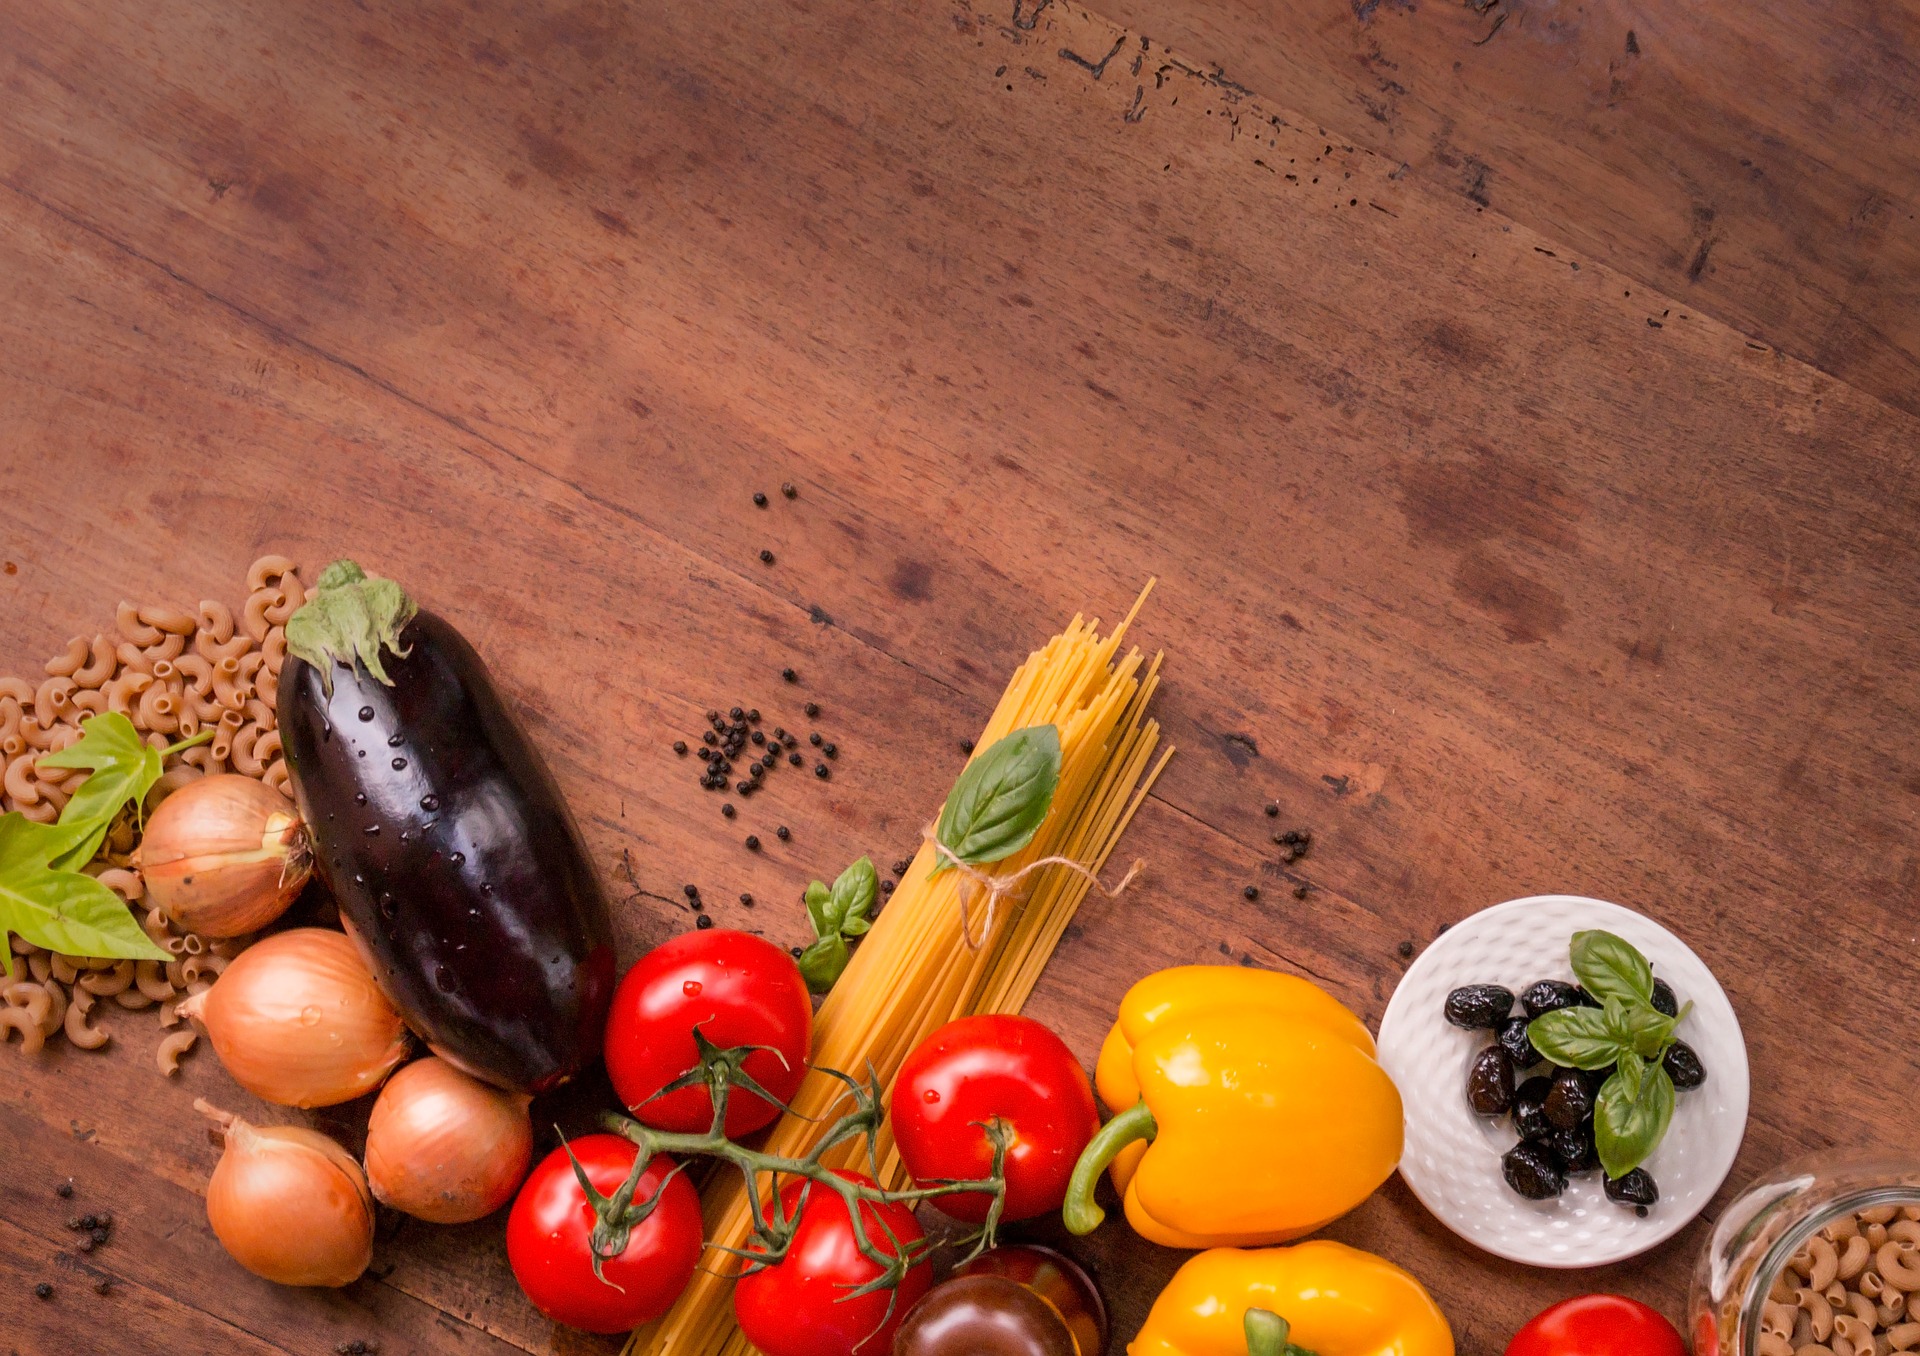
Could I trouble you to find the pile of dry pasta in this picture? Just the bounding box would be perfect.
[629,587,1171,1356]
[1759,1206,1920,1356]
[0,555,306,1071]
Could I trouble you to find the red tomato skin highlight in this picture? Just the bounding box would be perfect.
[505,1135,702,1334]
[891,1014,1100,1222]
[605,929,812,1137]
[733,1172,931,1356]
[1505,1294,1687,1356]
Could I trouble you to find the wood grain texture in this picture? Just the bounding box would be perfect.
[1088,0,1920,418]
[2,0,1917,1352]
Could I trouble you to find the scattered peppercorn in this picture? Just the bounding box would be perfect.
[822,743,837,759]
[891,859,909,875]
[672,740,687,755]
[90,1228,108,1246]
[695,915,713,929]
[961,739,975,753]
[881,879,895,895]
[745,835,761,851]
[94,1278,111,1296]
[66,1217,82,1231]
[706,709,720,722]
[791,946,804,957]
[815,764,829,779]
[737,781,752,794]
[809,732,822,746]
[804,702,820,718]
[77,1236,95,1253]
[759,550,774,564]
[55,1182,73,1199]
[751,730,766,746]
[788,752,803,766]
[1243,885,1259,900]
[739,893,754,907]
[753,492,768,507]
[775,826,790,841]
[80,1215,98,1231]
[34,1282,52,1299]
[683,884,699,898]
[1293,884,1309,900]
[722,804,736,818]
[703,731,717,746]
[1266,804,1279,817]
[1398,940,1415,958]
[781,667,797,682]
[748,709,760,722]
[781,482,797,499]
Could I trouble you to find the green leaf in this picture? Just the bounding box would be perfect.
[1594,1052,1676,1179]
[1570,930,1655,1008]
[0,815,170,978]
[1605,996,1678,1060]
[931,726,1061,874]
[796,856,878,994]
[1528,1004,1633,1070]
[36,712,164,870]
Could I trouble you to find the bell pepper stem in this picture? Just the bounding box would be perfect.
[1245,1309,1318,1356]
[1062,1099,1158,1235]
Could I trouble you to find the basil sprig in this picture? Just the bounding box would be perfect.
[930,725,1061,874]
[1526,929,1690,1180]
[796,856,877,994]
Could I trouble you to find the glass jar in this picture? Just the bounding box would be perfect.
[1689,1151,1920,1356]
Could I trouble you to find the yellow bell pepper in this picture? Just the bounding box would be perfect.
[1063,967,1402,1248]
[1131,1241,1454,1356]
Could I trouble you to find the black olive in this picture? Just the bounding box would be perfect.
[1498,1016,1540,1068]
[1664,1040,1707,1089]
[1518,979,1584,1019]
[1650,978,1679,1017]
[1547,1122,1598,1174]
[1444,984,1515,1029]
[1605,1167,1659,1208]
[1511,1076,1555,1140]
[1544,1066,1595,1129]
[1503,1142,1567,1200]
[1466,1045,1516,1115]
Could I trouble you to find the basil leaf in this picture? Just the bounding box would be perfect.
[1606,997,1677,1060]
[1528,1004,1632,1070]
[797,856,878,994]
[0,815,170,978]
[1595,1052,1676,1179]
[36,712,164,870]
[931,726,1061,874]
[1571,930,1655,1007]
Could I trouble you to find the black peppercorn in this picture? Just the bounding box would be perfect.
[781,482,797,498]
[881,879,895,895]
[80,1215,98,1231]
[776,826,790,841]
[706,709,720,722]
[1293,884,1310,899]
[745,835,760,850]
[815,763,829,778]
[961,739,975,753]
[1266,804,1279,817]
[35,1282,52,1299]
[753,492,768,507]
[823,743,837,758]
[1243,885,1259,900]
[751,730,766,746]
[78,1236,95,1253]
[782,667,797,682]
[791,946,804,957]
[722,804,736,818]
[55,1182,73,1199]
[782,734,798,748]
[737,781,752,794]
[703,731,717,746]
[740,893,754,906]
[892,860,909,875]
[809,732,822,746]
[759,550,774,564]
[1397,940,1415,958]
[788,752,803,766]
[695,915,713,929]
[683,884,699,898]
[802,703,819,718]
[672,740,687,755]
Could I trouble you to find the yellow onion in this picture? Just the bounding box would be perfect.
[179,928,409,1107]
[196,1099,373,1287]
[138,774,311,937]
[365,1057,533,1223]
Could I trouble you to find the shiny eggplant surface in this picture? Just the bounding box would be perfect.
[278,564,614,1093]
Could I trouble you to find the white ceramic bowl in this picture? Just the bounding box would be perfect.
[1377,894,1750,1267]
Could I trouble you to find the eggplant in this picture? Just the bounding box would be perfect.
[277,561,615,1093]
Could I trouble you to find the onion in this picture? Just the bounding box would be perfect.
[365,1057,533,1223]
[138,774,311,937]
[196,1099,373,1287]
[178,928,409,1107]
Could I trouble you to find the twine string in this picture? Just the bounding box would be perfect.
[920,823,1143,951]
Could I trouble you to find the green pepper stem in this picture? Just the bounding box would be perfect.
[1245,1309,1318,1356]
[1061,1099,1157,1235]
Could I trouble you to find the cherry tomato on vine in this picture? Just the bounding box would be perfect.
[1505,1295,1686,1356]
[732,1171,931,1356]
[505,1134,702,1334]
[891,1014,1100,1222]
[605,929,812,1137]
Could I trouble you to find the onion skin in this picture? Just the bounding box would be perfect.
[197,1099,373,1287]
[182,928,410,1107]
[365,1057,532,1223]
[139,774,312,937]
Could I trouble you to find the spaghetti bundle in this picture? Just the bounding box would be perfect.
[629,587,1171,1356]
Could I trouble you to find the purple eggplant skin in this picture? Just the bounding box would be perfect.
[278,606,615,1095]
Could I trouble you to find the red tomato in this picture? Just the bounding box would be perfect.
[505,1135,702,1334]
[890,1014,1100,1222]
[1506,1295,1687,1356]
[605,929,812,1137]
[733,1172,931,1356]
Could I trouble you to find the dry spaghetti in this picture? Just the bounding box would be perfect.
[627,585,1170,1356]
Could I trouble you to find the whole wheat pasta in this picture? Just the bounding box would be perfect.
[1778,1270,1808,1304]
[135,960,175,1003]
[1882,1245,1920,1292]
[5,754,42,806]
[26,952,50,982]
[136,681,179,735]
[4,982,52,1030]
[79,960,133,996]
[244,696,275,728]
[1798,1346,1837,1356]
[246,555,300,593]
[138,603,197,635]
[196,599,235,643]
[1834,1315,1876,1351]
[1889,1324,1920,1351]
[48,952,78,985]
[115,601,161,646]
[1,1006,46,1054]
[1865,1208,1902,1227]
[242,589,280,640]
[195,629,250,665]
[263,758,290,795]
[159,997,182,1027]
[1879,1296,1906,1327]
[74,636,115,688]
[175,651,215,695]
[45,636,90,678]
[1895,1224,1920,1247]
[69,688,107,717]
[265,575,304,622]
[260,627,287,675]
[1846,1291,1878,1327]
[63,990,106,1050]
[0,676,32,705]
[96,868,142,903]
[39,978,68,1036]
[1762,1333,1795,1356]
[155,1027,196,1075]
[113,986,154,1010]
[1805,1290,1842,1340]
[1811,1240,1845,1292]
[33,676,75,724]
[1874,1224,1895,1250]
[1834,1218,1867,1244]
[141,631,185,666]
[1768,1303,1802,1337]
[1844,1236,1876,1281]
[179,954,226,985]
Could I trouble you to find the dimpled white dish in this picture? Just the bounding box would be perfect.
[1377,895,1749,1267]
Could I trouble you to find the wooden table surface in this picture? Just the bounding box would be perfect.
[3,1,1916,1353]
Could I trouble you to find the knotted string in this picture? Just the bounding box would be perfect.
[920,823,1143,951]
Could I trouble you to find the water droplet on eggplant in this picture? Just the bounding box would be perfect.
[388,734,403,747]
[358,706,375,722]
[353,792,367,806]
[364,824,380,836]
[450,852,465,865]
[420,794,440,812]
[391,757,408,771]
[435,966,458,993]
